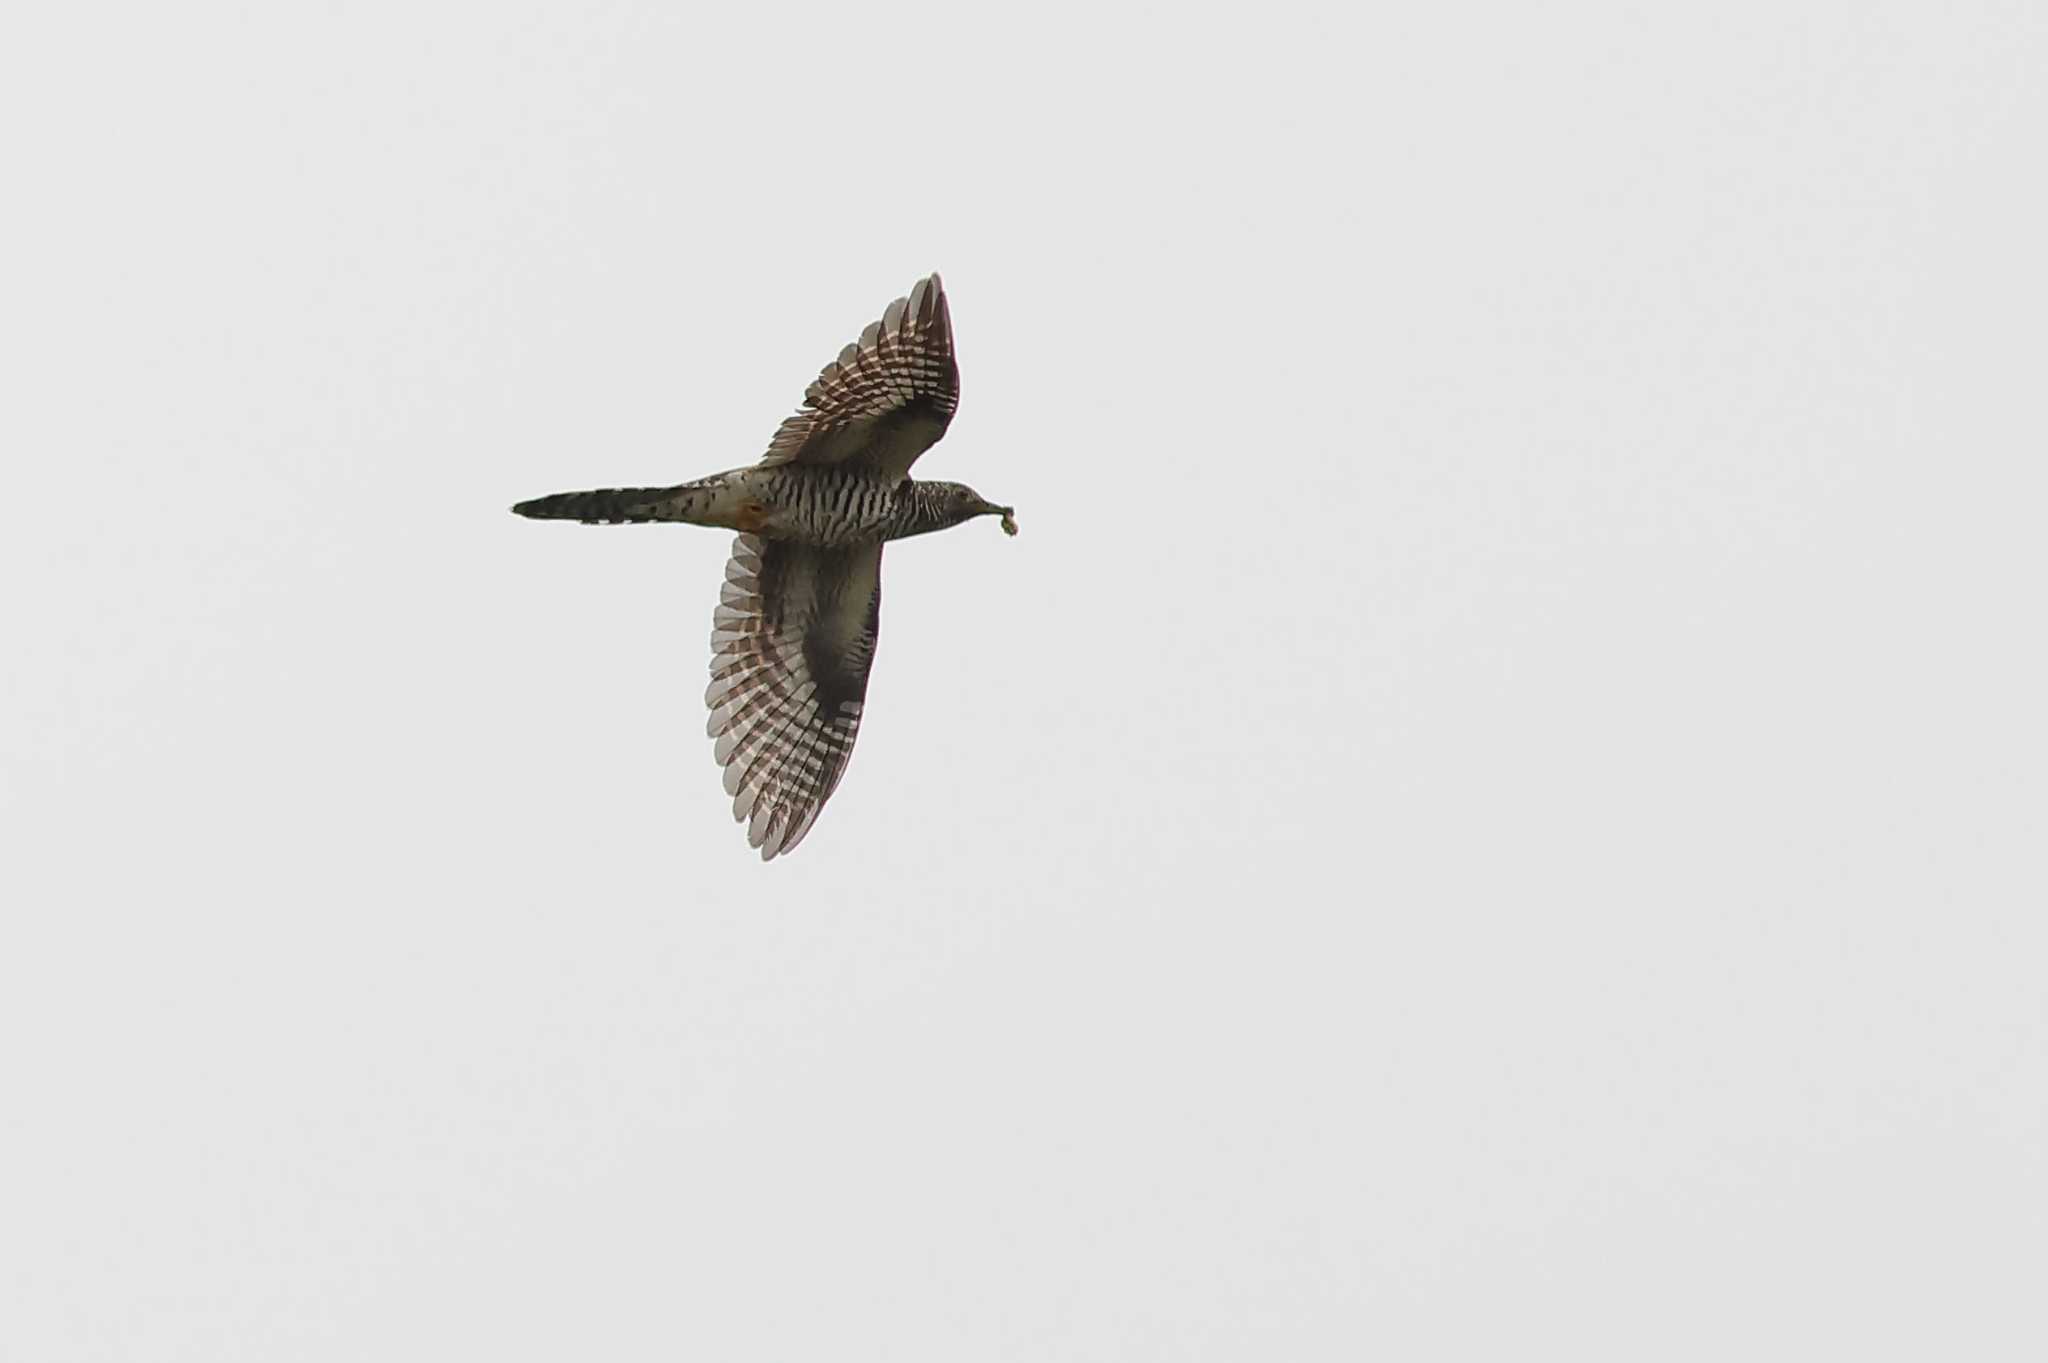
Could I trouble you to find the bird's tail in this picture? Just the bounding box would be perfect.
[511,485,693,525]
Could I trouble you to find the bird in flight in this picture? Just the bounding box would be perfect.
[513,274,1014,860]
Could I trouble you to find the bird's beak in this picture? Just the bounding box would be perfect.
[990,503,1018,536]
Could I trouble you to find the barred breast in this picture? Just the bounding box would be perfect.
[754,466,905,548]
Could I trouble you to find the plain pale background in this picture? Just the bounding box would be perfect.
[4,2,2043,1358]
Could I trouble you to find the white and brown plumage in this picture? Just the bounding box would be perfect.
[513,274,1014,859]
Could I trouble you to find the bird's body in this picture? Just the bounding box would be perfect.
[512,274,1012,859]
[514,463,1000,548]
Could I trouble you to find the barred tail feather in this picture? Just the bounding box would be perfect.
[511,486,686,524]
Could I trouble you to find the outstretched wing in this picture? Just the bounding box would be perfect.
[705,534,882,859]
[758,273,959,483]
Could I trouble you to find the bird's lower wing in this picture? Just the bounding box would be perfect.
[705,535,883,859]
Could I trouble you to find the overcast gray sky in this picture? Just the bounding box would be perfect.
[4,2,2044,1358]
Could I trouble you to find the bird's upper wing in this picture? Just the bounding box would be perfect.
[706,534,883,859]
[757,273,959,483]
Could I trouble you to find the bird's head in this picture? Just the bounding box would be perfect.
[924,481,1018,536]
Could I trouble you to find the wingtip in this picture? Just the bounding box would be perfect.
[911,272,949,332]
